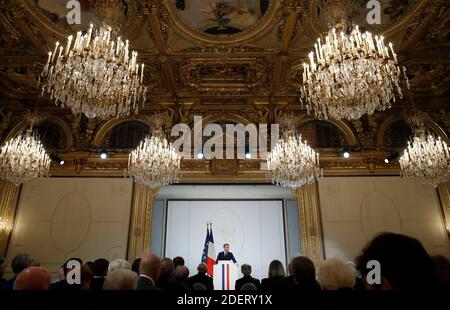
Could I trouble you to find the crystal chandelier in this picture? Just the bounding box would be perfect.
[299,25,410,120]
[267,135,323,188]
[0,129,51,185]
[126,133,180,189]
[40,24,147,119]
[399,129,450,188]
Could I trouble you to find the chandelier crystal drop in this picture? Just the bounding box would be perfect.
[399,130,450,188]
[40,24,147,119]
[126,135,180,189]
[267,135,323,188]
[0,130,51,185]
[300,25,410,120]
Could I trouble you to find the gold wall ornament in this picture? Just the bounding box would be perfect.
[298,25,410,120]
[127,184,159,260]
[39,24,147,119]
[292,183,324,265]
[0,180,20,256]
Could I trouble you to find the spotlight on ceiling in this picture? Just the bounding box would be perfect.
[59,160,65,166]
[384,158,390,164]
[197,153,204,159]
[384,152,399,165]
[245,152,252,159]
[100,150,108,160]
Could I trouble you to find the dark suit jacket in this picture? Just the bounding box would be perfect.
[49,280,81,290]
[136,276,161,290]
[187,272,214,290]
[0,277,15,290]
[235,275,260,290]
[89,277,105,290]
[216,251,237,263]
[260,276,286,290]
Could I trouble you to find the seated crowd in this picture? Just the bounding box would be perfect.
[0,232,448,291]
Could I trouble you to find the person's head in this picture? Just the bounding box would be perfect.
[159,258,174,279]
[139,252,161,280]
[13,266,51,290]
[107,259,130,275]
[103,269,138,290]
[356,232,438,290]
[173,256,185,269]
[93,258,109,277]
[241,264,252,277]
[11,253,32,275]
[291,256,318,289]
[268,260,285,278]
[174,265,189,282]
[197,263,207,274]
[80,263,93,290]
[131,258,141,275]
[223,243,230,253]
[318,258,355,290]
[0,257,6,278]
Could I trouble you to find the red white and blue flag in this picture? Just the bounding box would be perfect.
[201,223,216,276]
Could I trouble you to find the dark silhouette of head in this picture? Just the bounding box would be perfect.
[11,253,32,275]
[173,256,185,269]
[241,264,252,277]
[291,256,319,290]
[268,260,285,278]
[356,232,438,290]
[92,258,109,277]
[131,258,141,275]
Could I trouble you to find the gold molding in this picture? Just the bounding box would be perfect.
[437,181,450,237]
[292,182,323,265]
[0,180,21,257]
[127,183,159,260]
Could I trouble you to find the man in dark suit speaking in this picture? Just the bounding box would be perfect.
[216,243,237,264]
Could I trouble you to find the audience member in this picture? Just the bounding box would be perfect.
[187,263,213,290]
[356,232,438,290]
[90,258,109,290]
[0,257,6,286]
[291,256,320,290]
[280,260,297,290]
[103,269,138,290]
[318,258,355,290]
[172,265,190,290]
[131,258,141,275]
[13,266,51,290]
[173,256,185,269]
[136,252,161,290]
[260,260,286,290]
[235,264,260,290]
[107,259,130,275]
[431,255,450,290]
[49,258,83,290]
[156,258,175,290]
[80,263,93,290]
[0,253,32,290]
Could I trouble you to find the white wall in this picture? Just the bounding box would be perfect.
[318,177,450,262]
[165,200,286,281]
[6,178,133,277]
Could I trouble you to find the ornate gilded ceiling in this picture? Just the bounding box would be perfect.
[0,0,449,180]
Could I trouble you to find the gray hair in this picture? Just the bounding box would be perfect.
[318,258,356,290]
[103,269,138,290]
[107,259,130,275]
[174,265,189,281]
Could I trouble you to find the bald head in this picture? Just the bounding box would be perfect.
[139,253,161,280]
[197,263,207,274]
[13,266,51,290]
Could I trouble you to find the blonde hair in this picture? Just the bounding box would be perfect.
[318,258,355,290]
[107,259,130,275]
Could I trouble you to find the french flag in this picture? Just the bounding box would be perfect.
[201,222,216,276]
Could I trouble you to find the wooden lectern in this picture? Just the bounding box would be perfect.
[213,261,238,290]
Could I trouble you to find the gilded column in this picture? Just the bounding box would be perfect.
[127,183,159,261]
[292,182,324,265]
[437,181,450,236]
[0,180,20,257]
